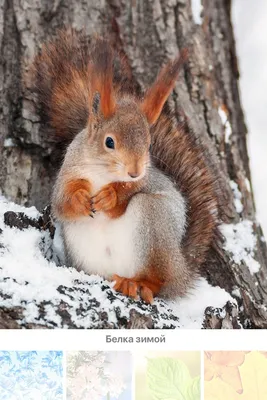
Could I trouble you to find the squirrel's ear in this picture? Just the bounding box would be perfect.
[88,92,101,142]
[141,49,188,125]
[91,38,116,119]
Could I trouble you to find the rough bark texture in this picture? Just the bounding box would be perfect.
[0,0,267,328]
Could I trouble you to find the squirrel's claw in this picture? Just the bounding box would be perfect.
[112,274,154,304]
[89,207,96,218]
[88,201,96,218]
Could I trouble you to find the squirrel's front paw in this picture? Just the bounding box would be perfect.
[70,189,95,218]
[91,184,117,212]
[60,179,95,219]
[112,275,154,304]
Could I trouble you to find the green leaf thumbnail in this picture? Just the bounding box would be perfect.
[146,357,200,400]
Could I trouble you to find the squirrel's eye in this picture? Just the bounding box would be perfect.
[105,137,115,149]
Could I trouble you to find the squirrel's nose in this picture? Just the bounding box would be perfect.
[128,172,140,179]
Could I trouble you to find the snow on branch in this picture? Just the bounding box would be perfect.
[0,197,237,329]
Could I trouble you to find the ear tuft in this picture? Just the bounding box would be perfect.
[92,92,101,115]
[141,48,188,124]
[91,38,116,118]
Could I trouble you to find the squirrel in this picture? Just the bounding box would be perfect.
[32,29,219,304]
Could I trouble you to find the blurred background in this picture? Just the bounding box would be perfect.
[233,0,267,237]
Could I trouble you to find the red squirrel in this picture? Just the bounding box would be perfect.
[32,29,218,304]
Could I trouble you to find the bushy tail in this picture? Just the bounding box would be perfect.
[151,112,219,266]
[139,48,220,266]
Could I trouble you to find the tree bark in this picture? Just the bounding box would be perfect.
[0,0,267,328]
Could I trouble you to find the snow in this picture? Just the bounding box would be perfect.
[191,0,203,25]
[245,178,251,193]
[3,138,16,147]
[220,220,260,274]
[218,106,232,143]
[233,1,267,238]
[230,180,243,213]
[165,278,234,329]
[232,287,241,298]
[0,197,236,329]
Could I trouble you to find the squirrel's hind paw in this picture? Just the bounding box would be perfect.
[112,274,154,304]
[140,286,154,304]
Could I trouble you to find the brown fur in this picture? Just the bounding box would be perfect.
[91,184,118,212]
[32,30,118,141]
[151,113,218,265]
[90,37,117,118]
[113,250,178,303]
[32,30,92,141]
[57,179,92,220]
[112,272,164,304]
[32,29,219,274]
[91,179,146,219]
[141,49,188,124]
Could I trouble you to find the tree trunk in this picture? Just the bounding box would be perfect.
[0,0,266,328]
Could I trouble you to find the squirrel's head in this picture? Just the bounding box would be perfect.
[86,38,187,183]
[88,98,150,182]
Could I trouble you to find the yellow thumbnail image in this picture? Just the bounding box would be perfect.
[204,351,267,400]
[135,351,200,400]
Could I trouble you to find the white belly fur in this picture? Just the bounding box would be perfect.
[63,208,140,279]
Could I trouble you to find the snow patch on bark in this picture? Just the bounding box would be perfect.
[3,138,16,147]
[218,106,232,143]
[220,220,260,274]
[230,180,243,213]
[245,178,251,192]
[191,0,203,25]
